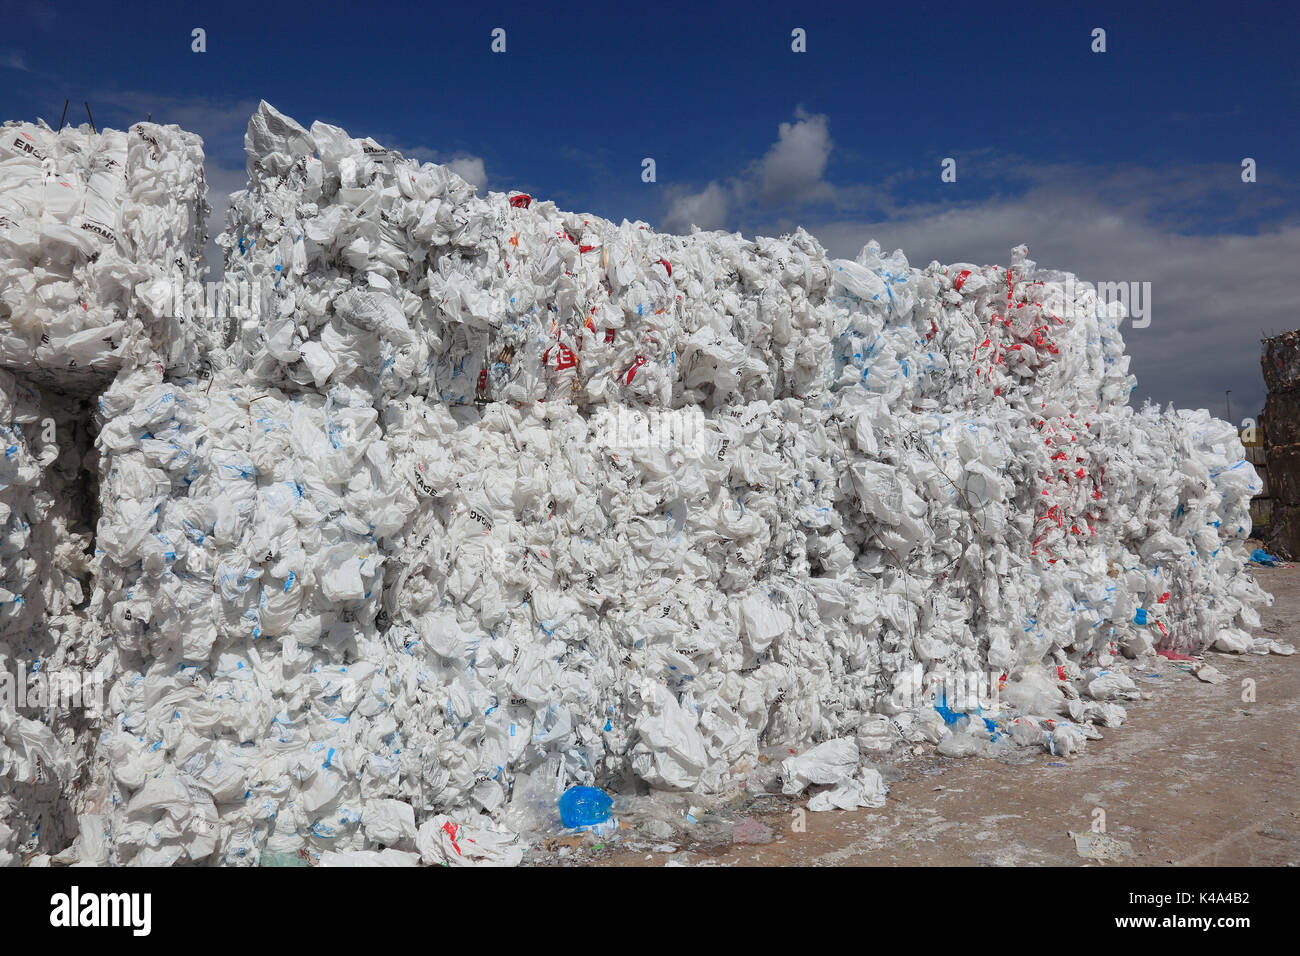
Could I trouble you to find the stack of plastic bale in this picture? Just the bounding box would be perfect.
[1262,329,1300,556]
[0,117,209,866]
[73,102,1273,866]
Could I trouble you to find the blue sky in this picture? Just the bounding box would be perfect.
[3,0,1297,420]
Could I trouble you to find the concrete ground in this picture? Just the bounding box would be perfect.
[567,562,1299,867]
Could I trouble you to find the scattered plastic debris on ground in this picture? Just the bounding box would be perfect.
[1070,830,1135,862]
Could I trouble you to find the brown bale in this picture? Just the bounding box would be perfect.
[1267,442,1300,505]
[1264,388,1300,447]
[1262,330,1300,393]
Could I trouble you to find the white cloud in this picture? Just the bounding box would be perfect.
[754,109,833,204]
[658,109,837,232]
[0,50,28,71]
[447,156,487,191]
[662,181,731,233]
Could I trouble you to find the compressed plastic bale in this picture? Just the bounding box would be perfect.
[0,120,210,393]
[1267,443,1300,503]
[1262,330,1300,393]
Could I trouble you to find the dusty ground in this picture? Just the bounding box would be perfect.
[537,561,1299,867]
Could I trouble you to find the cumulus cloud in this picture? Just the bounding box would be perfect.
[658,109,836,232]
[447,156,488,191]
[662,181,731,233]
[754,109,834,204]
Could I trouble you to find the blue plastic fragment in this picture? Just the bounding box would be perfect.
[934,697,963,726]
[557,786,612,829]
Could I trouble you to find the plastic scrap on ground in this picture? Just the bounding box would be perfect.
[1070,829,1134,862]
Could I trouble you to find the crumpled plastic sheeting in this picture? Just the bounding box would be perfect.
[0,369,101,866]
[0,120,210,393]
[8,102,1275,866]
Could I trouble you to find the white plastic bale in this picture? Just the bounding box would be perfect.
[0,119,210,393]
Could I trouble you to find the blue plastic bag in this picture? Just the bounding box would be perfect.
[557,786,612,829]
